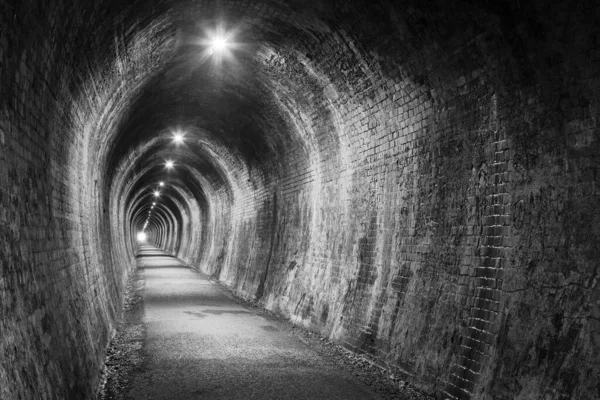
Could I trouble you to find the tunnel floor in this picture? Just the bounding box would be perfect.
[109,244,383,399]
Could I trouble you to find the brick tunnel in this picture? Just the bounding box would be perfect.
[1,0,600,399]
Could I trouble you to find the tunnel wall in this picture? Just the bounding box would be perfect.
[0,2,171,398]
[0,5,112,398]
[195,3,600,399]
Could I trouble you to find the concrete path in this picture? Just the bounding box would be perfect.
[129,244,382,400]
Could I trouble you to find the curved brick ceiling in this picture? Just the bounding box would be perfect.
[102,0,364,263]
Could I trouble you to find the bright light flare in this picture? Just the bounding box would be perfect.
[154,190,161,197]
[159,182,165,187]
[137,232,147,242]
[165,160,175,169]
[173,131,185,144]
[210,36,228,53]
[201,25,238,61]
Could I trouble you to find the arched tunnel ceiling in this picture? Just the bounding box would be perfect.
[97,0,592,278]
[102,0,358,243]
[91,0,543,249]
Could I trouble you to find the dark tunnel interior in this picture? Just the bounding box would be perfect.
[1,0,600,399]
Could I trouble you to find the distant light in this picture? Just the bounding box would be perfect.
[137,232,147,242]
[152,202,156,206]
[173,132,185,144]
[154,190,161,197]
[165,160,175,169]
[210,36,228,54]
[159,182,165,187]
[203,25,237,59]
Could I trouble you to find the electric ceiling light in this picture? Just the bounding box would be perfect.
[165,160,175,169]
[203,26,237,59]
[210,36,228,54]
[173,131,185,144]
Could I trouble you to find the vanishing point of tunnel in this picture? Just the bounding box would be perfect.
[1,0,600,399]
